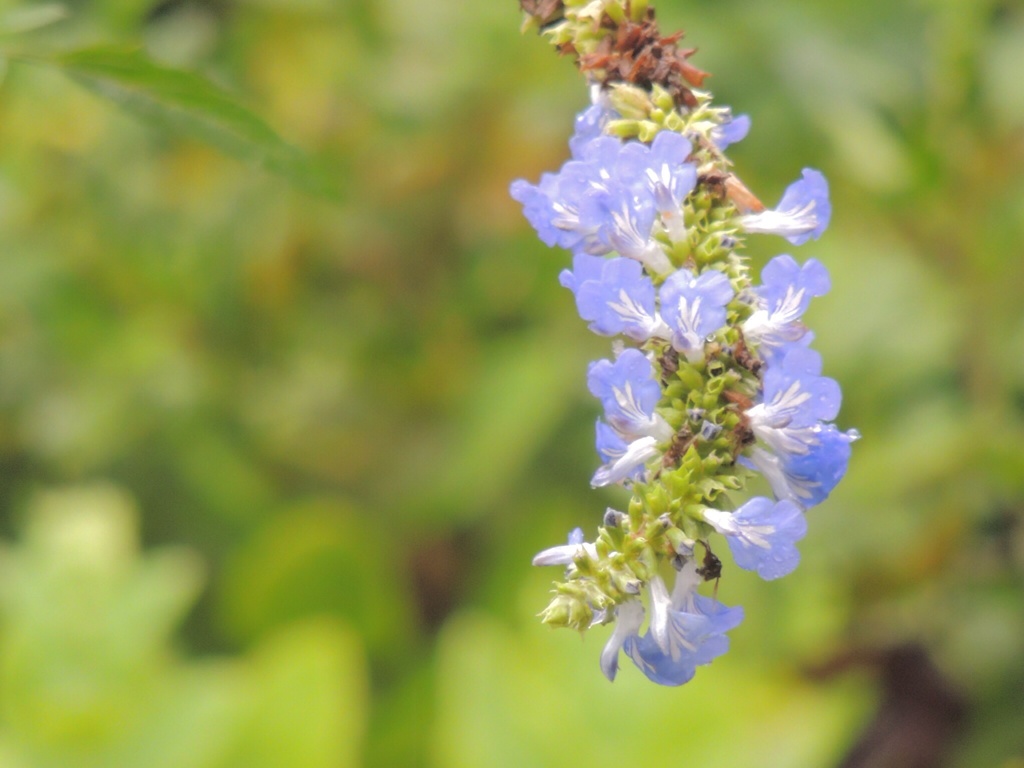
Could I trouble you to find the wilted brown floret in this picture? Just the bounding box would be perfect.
[578,9,709,108]
[520,0,564,27]
[661,425,694,469]
[732,333,763,377]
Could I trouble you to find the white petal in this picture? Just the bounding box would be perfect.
[702,508,740,537]
[591,436,660,487]
[600,601,645,681]
[647,576,672,652]
[531,541,597,567]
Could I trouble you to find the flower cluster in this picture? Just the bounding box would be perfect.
[513,0,857,686]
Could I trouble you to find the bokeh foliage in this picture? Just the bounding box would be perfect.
[0,0,1021,766]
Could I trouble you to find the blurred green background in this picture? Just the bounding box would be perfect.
[0,0,1021,766]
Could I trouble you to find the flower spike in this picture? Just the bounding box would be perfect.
[738,169,832,245]
[515,0,854,685]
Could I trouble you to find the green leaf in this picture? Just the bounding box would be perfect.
[228,619,368,768]
[33,45,339,197]
[432,612,863,768]
[409,327,593,522]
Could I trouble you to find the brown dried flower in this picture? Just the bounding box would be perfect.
[579,10,709,108]
[520,0,564,27]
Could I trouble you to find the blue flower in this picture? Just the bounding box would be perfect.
[514,124,694,274]
[570,133,623,170]
[568,93,618,159]
[738,168,831,245]
[618,131,697,242]
[578,181,673,275]
[575,258,660,340]
[747,347,841,449]
[510,171,595,252]
[703,498,808,580]
[738,345,857,508]
[568,257,669,341]
[658,268,734,360]
[509,173,565,249]
[747,426,858,509]
[587,349,672,440]
[558,252,607,294]
[510,134,622,254]
[619,567,743,686]
[742,255,830,356]
[710,113,751,150]
[757,254,831,312]
[641,132,696,205]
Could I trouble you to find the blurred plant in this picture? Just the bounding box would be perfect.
[0,485,366,767]
[0,0,1018,764]
[512,0,856,685]
[0,1,331,195]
